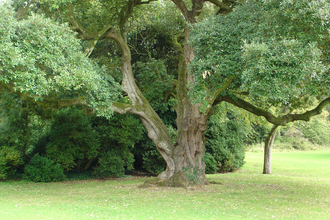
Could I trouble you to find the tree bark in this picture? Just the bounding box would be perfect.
[156,23,209,186]
[263,125,278,174]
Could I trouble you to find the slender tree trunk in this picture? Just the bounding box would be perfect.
[263,125,278,174]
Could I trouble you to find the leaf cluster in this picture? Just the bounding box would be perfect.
[0,4,121,118]
[189,0,330,111]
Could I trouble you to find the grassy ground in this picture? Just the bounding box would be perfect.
[1,151,330,220]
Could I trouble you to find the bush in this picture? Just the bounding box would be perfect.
[91,114,142,172]
[45,107,100,171]
[0,146,23,179]
[203,153,218,174]
[94,151,125,178]
[205,113,246,172]
[141,148,166,174]
[23,154,66,182]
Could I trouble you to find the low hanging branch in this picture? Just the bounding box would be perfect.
[218,95,330,126]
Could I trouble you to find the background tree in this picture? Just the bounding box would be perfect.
[189,0,330,174]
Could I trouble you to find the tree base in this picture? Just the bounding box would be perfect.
[139,171,209,188]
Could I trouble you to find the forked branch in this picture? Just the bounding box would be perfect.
[218,95,330,126]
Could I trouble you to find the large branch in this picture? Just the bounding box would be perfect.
[41,96,87,109]
[208,77,233,107]
[139,0,158,5]
[171,0,204,23]
[67,3,116,41]
[171,0,192,22]
[66,1,175,176]
[218,95,330,126]
[112,102,137,114]
[118,0,157,36]
[206,0,233,13]
[67,3,94,40]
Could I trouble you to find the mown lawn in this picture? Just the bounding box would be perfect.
[1,151,330,219]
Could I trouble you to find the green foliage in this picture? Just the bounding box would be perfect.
[65,171,95,181]
[0,146,23,179]
[0,92,50,170]
[94,151,125,178]
[92,114,143,152]
[205,110,246,172]
[276,113,330,148]
[133,59,174,106]
[139,133,166,175]
[246,109,330,152]
[182,162,202,185]
[0,3,120,118]
[45,107,100,171]
[23,154,66,182]
[34,109,142,175]
[189,0,330,109]
[299,119,330,146]
[202,153,218,174]
[141,148,166,175]
[92,113,143,171]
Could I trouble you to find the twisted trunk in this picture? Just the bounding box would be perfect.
[167,26,210,186]
[171,102,209,186]
[112,25,210,186]
[110,30,176,182]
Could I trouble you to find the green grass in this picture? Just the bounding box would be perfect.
[1,151,330,219]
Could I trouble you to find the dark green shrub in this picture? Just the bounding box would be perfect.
[65,171,95,181]
[91,114,142,172]
[94,151,125,178]
[141,147,166,174]
[203,152,218,174]
[23,154,66,182]
[0,93,49,172]
[45,107,100,171]
[205,113,246,172]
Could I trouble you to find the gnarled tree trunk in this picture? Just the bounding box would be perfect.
[166,25,210,186]
[171,101,209,186]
